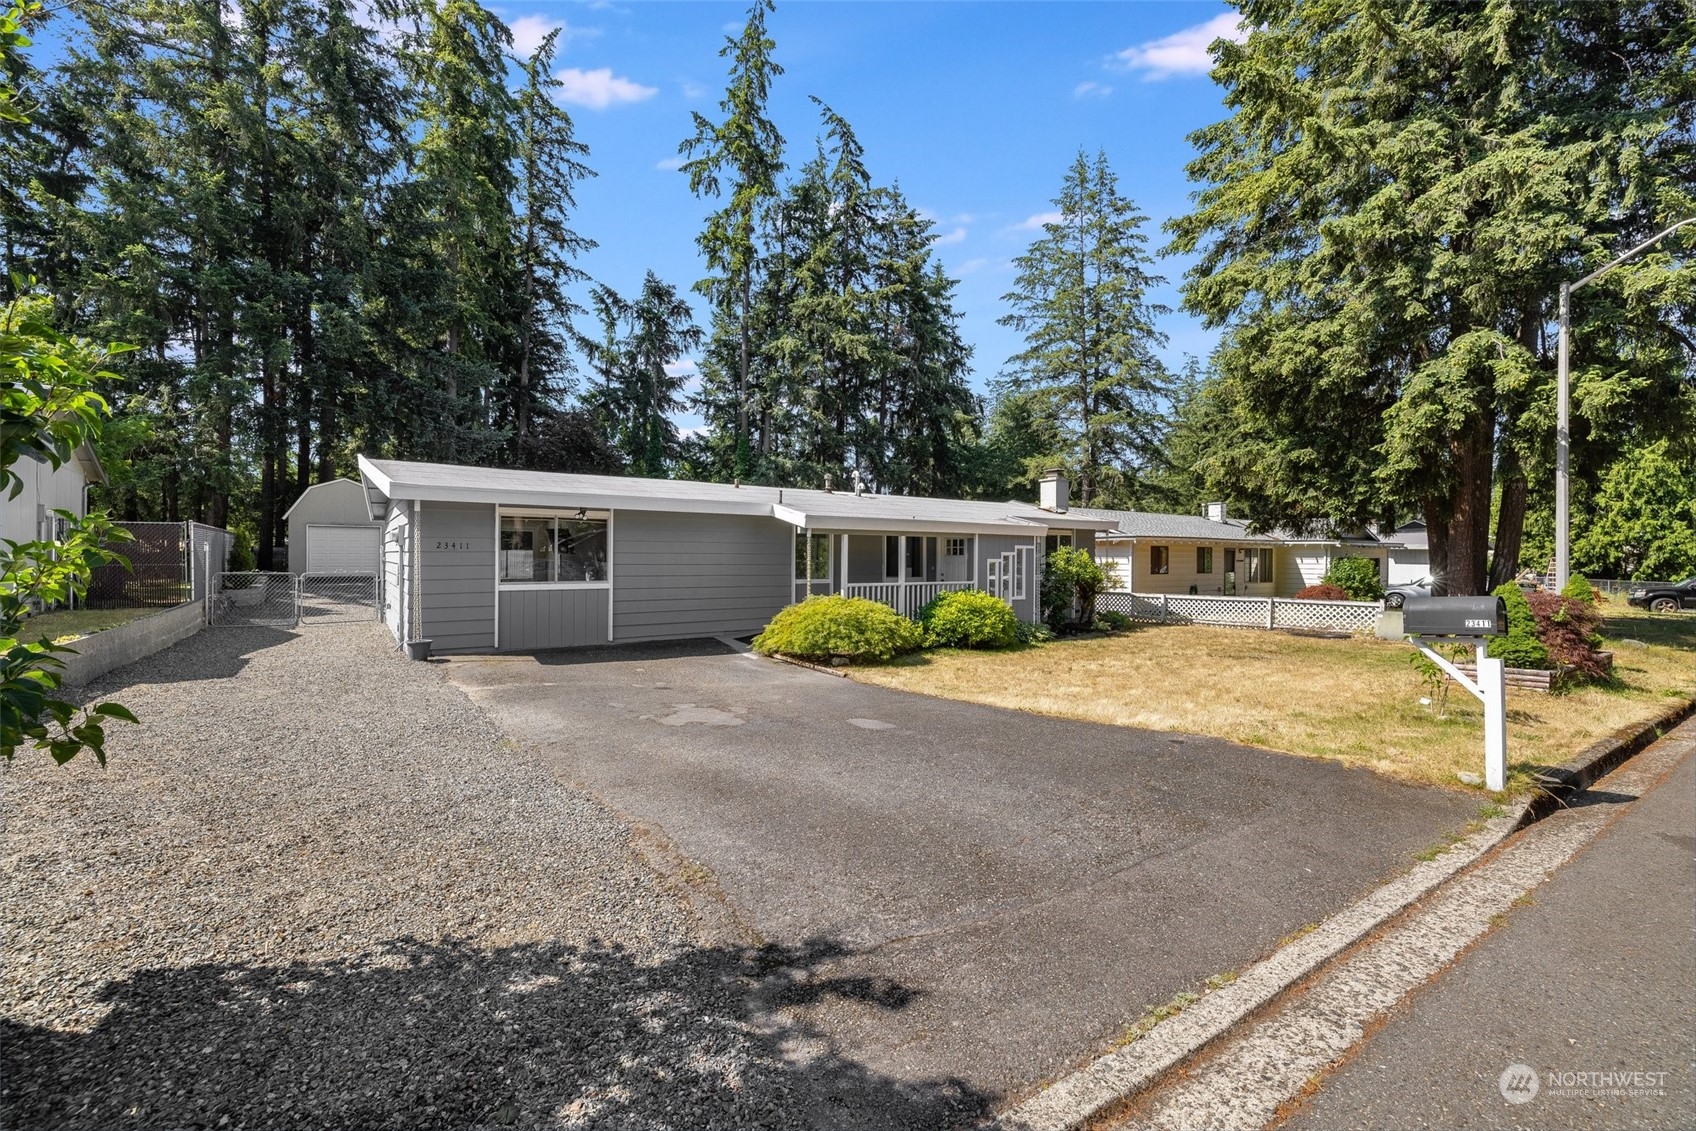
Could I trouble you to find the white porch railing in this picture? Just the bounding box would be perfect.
[1097,590,1383,634]
[844,581,973,619]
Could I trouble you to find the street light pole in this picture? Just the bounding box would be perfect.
[1553,216,1696,592]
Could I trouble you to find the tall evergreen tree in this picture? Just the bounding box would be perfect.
[1167,0,1694,594]
[679,0,784,478]
[996,150,1169,506]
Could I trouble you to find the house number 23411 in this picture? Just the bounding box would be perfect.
[435,540,473,550]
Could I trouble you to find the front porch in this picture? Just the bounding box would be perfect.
[793,529,1043,623]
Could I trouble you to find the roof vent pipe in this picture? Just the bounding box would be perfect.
[853,469,865,496]
[1205,501,1227,523]
[1038,468,1069,514]
[823,473,834,493]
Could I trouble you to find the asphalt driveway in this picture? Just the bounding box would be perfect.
[446,639,1477,1120]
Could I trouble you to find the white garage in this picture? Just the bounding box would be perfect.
[285,479,384,575]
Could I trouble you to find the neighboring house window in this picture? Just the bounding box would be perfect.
[1196,546,1213,574]
[1044,533,1073,554]
[885,535,901,579]
[945,537,967,557]
[499,512,608,583]
[1013,545,1033,599]
[1150,545,1170,575]
[795,532,830,581]
[1244,548,1273,583]
[985,557,1001,598]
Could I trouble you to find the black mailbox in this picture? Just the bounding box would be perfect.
[1402,595,1507,638]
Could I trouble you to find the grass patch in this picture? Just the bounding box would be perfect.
[848,609,1695,790]
[16,607,159,645]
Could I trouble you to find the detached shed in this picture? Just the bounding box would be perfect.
[285,478,383,575]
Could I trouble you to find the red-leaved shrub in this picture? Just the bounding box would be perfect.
[1525,591,1610,682]
[1294,584,1351,601]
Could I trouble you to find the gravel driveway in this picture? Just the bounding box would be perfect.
[1,625,965,1130]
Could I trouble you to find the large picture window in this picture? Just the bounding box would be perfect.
[500,512,608,584]
[1243,548,1273,583]
[1196,546,1214,574]
[1150,545,1170,575]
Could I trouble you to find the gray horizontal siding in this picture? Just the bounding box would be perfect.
[613,511,791,643]
[421,502,495,652]
[498,587,609,650]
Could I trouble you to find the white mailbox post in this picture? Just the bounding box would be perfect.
[1404,596,1510,791]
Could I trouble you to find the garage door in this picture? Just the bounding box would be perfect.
[305,525,381,574]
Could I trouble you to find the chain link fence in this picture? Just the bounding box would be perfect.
[298,572,381,624]
[210,571,381,628]
[188,522,234,603]
[210,572,300,628]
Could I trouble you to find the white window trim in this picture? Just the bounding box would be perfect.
[1013,545,1033,600]
[497,506,611,586]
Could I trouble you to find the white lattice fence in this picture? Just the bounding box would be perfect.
[1098,591,1383,634]
[1271,597,1382,633]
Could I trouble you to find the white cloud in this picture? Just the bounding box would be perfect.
[933,226,968,246]
[655,155,686,171]
[954,258,990,276]
[663,359,698,379]
[1074,80,1113,99]
[1013,211,1064,232]
[1113,12,1245,80]
[680,79,708,100]
[508,15,601,58]
[553,67,658,109]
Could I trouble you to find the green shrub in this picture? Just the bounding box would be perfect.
[1097,609,1131,630]
[228,531,256,572]
[1321,556,1384,601]
[1486,582,1550,669]
[919,589,1019,649]
[1559,574,1597,603]
[752,595,922,663]
[1041,548,1114,630]
[1013,620,1056,646]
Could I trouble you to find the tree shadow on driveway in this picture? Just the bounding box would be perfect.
[1,935,984,1131]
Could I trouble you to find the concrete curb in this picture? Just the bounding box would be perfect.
[992,696,1696,1131]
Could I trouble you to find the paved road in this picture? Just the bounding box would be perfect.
[1283,734,1695,1131]
[446,640,1477,1120]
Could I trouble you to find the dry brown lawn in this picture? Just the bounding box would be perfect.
[850,607,1696,791]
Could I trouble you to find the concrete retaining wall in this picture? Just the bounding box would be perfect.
[58,601,204,687]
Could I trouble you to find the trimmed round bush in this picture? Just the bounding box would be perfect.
[1293,583,1351,601]
[1559,574,1598,603]
[1486,582,1551,669]
[919,589,1019,649]
[1321,556,1385,601]
[752,595,922,663]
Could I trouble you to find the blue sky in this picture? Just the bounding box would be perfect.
[504,0,1243,429]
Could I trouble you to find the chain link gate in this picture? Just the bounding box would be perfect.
[210,572,382,628]
[210,572,300,627]
[298,572,381,624]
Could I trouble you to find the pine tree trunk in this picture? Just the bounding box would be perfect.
[1439,413,1495,595]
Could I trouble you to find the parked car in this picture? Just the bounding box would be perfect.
[1384,577,1432,609]
[1627,577,1696,613]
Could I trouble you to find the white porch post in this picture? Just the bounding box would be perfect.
[899,535,908,617]
[840,534,848,595]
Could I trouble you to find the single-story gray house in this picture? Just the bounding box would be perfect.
[357,457,1110,653]
[1075,502,1403,597]
[284,478,384,575]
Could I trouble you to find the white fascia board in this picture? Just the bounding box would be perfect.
[365,479,776,518]
[778,510,1048,535]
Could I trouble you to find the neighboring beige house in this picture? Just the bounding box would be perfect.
[1073,503,1402,597]
[1,443,106,546]
[1070,504,1282,597]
